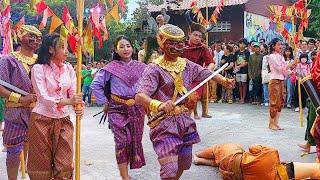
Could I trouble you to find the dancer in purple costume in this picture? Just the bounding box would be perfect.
[135,24,234,180]
[0,25,41,180]
[91,36,146,180]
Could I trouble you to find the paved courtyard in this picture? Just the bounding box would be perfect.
[0,103,316,179]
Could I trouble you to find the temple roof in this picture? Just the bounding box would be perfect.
[147,0,249,12]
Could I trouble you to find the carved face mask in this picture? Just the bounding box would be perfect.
[163,40,185,56]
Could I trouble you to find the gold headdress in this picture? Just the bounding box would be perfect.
[157,24,185,48]
[17,25,42,39]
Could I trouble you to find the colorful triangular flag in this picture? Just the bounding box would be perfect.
[49,14,63,34]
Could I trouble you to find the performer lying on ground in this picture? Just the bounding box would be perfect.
[194,143,320,179]
[91,36,146,180]
[135,24,234,180]
[0,25,41,180]
[28,34,83,179]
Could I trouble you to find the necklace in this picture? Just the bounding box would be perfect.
[153,56,186,73]
[11,51,37,74]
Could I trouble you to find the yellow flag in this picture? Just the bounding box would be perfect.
[2,0,10,8]
[49,15,63,34]
[105,13,113,24]
[83,23,94,57]
[109,4,120,22]
[60,25,69,43]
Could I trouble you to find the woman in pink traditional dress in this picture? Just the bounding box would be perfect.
[28,34,83,179]
[268,38,296,130]
[91,36,146,180]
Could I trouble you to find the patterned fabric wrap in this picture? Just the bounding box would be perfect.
[136,60,212,179]
[316,117,320,159]
[0,97,4,122]
[0,55,33,168]
[269,79,284,118]
[108,99,146,169]
[27,113,74,180]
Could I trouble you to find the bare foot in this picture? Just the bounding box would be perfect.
[202,114,212,118]
[194,114,200,120]
[276,125,284,130]
[298,143,311,152]
[268,124,279,130]
[193,155,201,165]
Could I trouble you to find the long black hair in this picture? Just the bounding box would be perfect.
[112,35,132,61]
[299,53,309,62]
[269,38,281,54]
[144,36,159,64]
[283,46,294,60]
[36,34,60,65]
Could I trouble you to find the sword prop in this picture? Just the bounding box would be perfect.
[0,79,29,96]
[149,63,229,122]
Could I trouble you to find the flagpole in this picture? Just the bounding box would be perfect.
[205,0,209,115]
[76,0,84,179]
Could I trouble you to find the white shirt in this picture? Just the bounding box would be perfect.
[214,50,224,70]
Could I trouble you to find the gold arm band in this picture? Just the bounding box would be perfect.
[149,99,163,113]
[220,77,227,87]
[8,92,21,103]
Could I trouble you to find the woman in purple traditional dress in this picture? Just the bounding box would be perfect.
[135,24,234,180]
[91,36,146,180]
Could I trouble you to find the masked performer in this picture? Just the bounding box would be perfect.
[301,51,320,163]
[0,97,4,131]
[27,34,83,179]
[91,36,146,180]
[135,24,234,180]
[0,25,41,180]
[182,23,215,119]
[194,144,320,179]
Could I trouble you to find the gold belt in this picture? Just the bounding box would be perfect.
[5,101,36,108]
[147,105,188,129]
[111,95,135,106]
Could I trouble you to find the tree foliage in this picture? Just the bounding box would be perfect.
[304,0,320,38]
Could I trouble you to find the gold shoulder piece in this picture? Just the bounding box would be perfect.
[153,56,186,74]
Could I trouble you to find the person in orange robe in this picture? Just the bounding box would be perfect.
[194,144,320,179]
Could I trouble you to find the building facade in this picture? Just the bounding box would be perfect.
[147,0,294,44]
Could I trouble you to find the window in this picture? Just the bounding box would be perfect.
[143,25,153,34]
[210,21,231,32]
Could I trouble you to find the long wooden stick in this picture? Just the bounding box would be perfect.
[205,0,209,114]
[298,78,304,127]
[76,0,84,179]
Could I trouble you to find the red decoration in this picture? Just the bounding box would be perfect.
[35,0,48,14]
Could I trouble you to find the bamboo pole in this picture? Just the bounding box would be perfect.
[298,78,304,127]
[205,0,209,115]
[76,0,84,179]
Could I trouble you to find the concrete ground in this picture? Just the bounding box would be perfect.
[0,103,316,180]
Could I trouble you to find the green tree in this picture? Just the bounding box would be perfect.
[94,20,136,61]
[304,0,320,38]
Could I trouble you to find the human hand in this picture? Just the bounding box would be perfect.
[224,78,235,89]
[158,100,175,113]
[74,102,85,117]
[20,94,37,106]
[103,104,108,114]
[70,93,83,105]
